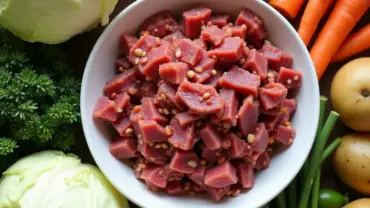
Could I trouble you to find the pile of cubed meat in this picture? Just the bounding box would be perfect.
[93,5,302,201]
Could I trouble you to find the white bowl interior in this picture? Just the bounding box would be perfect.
[81,0,320,207]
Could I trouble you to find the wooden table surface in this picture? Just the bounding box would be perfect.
[62,1,370,207]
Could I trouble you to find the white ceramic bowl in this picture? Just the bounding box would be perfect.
[81,0,320,207]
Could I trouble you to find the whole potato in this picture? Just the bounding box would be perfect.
[331,58,370,131]
[343,199,370,208]
[333,134,370,195]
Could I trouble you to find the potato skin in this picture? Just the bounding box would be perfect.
[331,58,370,131]
[343,198,370,208]
[333,134,370,195]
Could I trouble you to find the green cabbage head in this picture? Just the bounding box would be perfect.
[0,0,118,44]
[0,151,128,208]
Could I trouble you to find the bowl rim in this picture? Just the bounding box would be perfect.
[81,0,320,207]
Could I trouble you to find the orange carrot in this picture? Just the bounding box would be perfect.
[332,24,370,62]
[298,0,333,46]
[269,0,306,19]
[310,0,370,79]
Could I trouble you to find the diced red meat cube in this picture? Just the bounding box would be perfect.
[235,8,267,48]
[143,166,171,188]
[192,50,217,83]
[140,81,158,97]
[204,161,237,188]
[226,133,248,158]
[201,146,223,163]
[168,118,196,150]
[114,92,130,112]
[165,181,186,195]
[260,104,282,116]
[218,66,260,97]
[182,6,212,38]
[120,33,138,55]
[243,49,268,79]
[201,25,227,46]
[243,151,262,165]
[139,120,169,143]
[248,24,269,49]
[188,165,206,185]
[173,39,202,66]
[208,37,244,62]
[193,38,207,50]
[139,143,168,165]
[109,137,137,159]
[164,165,184,182]
[277,67,303,89]
[141,165,159,180]
[139,41,173,79]
[175,112,204,126]
[210,15,231,27]
[200,122,222,150]
[279,110,290,125]
[169,149,199,173]
[146,182,163,192]
[237,96,259,136]
[139,11,179,38]
[103,68,138,96]
[273,125,296,145]
[259,83,288,110]
[112,117,132,136]
[163,30,185,44]
[157,81,185,110]
[206,186,230,201]
[254,151,270,170]
[141,98,168,125]
[282,99,297,115]
[159,62,189,84]
[259,42,293,70]
[129,35,157,63]
[261,114,282,132]
[93,97,117,122]
[129,107,143,137]
[279,54,293,69]
[145,165,182,189]
[177,81,223,114]
[223,25,248,39]
[115,57,132,71]
[236,161,254,188]
[203,68,222,88]
[212,88,238,126]
[250,123,269,153]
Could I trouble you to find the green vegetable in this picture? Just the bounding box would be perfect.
[0,26,80,166]
[322,138,342,162]
[0,151,128,208]
[273,96,341,208]
[300,96,327,188]
[312,138,342,208]
[311,171,321,208]
[275,191,286,208]
[318,189,348,208]
[287,178,297,208]
[0,0,118,44]
[298,111,340,208]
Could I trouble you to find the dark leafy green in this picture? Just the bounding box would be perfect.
[0,26,80,167]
